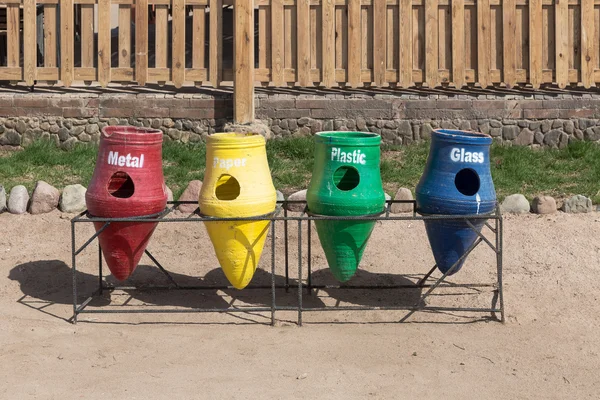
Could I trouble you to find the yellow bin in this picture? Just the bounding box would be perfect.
[199,132,277,289]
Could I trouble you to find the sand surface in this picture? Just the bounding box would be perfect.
[1,210,599,399]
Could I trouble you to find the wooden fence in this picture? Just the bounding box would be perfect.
[0,0,599,122]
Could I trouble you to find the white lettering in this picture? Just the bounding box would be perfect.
[449,148,484,164]
[107,151,146,168]
[330,148,367,165]
[213,157,247,171]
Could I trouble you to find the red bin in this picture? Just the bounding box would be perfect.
[85,126,168,281]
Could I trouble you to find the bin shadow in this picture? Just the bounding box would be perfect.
[9,259,111,321]
[308,267,425,308]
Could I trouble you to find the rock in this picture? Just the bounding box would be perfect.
[0,185,6,212]
[177,180,202,213]
[59,184,87,213]
[531,196,557,214]
[421,123,433,140]
[60,137,78,150]
[397,120,412,137]
[514,128,534,146]
[534,131,544,145]
[276,190,284,210]
[541,120,552,133]
[29,181,59,214]
[0,129,21,146]
[285,189,307,212]
[564,120,575,135]
[390,188,414,213]
[500,194,530,214]
[8,185,29,214]
[502,126,519,140]
[16,120,28,134]
[562,195,593,213]
[223,120,272,139]
[164,186,174,208]
[544,129,562,147]
[383,192,391,208]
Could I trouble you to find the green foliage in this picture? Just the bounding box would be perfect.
[0,138,599,203]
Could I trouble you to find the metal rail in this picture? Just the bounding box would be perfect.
[71,200,504,325]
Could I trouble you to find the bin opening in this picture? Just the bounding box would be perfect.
[333,166,360,191]
[215,174,240,200]
[107,171,135,198]
[455,168,480,196]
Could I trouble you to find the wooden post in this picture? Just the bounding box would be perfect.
[234,0,254,124]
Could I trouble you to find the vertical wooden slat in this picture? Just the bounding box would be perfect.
[136,0,149,85]
[193,6,206,69]
[452,0,465,87]
[386,6,395,70]
[155,5,168,68]
[321,0,335,87]
[209,0,223,87]
[297,0,310,86]
[98,0,111,87]
[271,0,284,85]
[24,0,36,86]
[581,0,594,88]
[234,0,254,123]
[44,5,57,68]
[61,0,74,86]
[425,0,438,87]
[347,0,361,87]
[555,0,568,88]
[7,5,20,69]
[172,0,185,88]
[119,5,131,68]
[502,0,516,87]
[529,0,541,88]
[399,0,412,87]
[373,0,386,86]
[259,6,267,68]
[81,5,93,67]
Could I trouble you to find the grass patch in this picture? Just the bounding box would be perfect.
[0,138,599,203]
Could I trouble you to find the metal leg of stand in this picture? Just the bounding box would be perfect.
[399,238,482,323]
[298,220,303,326]
[496,215,505,323]
[271,220,276,326]
[307,219,312,295]
[98,245,103,295]
[284,208,289,293]
[71,221,78,324]
[417,265,437,287]
[144,250,180,288]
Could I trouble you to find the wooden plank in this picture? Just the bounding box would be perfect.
[234,0,254,123]
[373,0,386,86]
[581,0,594,88]
[387,4,397,70]
[185,68,209,81]
[528,0,541,88]
[321,0,335,86]
[23,0,36,86]
[209,0,223,87]
[35,67,60,80]
[193,6,206,69]
[0,68,24,80]
[44,5,58,68]
[425,0,438,87]
[111,67,135,80]
[81,4,94,67]
[399,0,412,86]
[7,5,20,68]
[452,0,465,87]
[502,0,516,87]
[555,0,568,87]
[155,5,168,68]
[271,0,285,85]
[61,0,74,86]
[259,6,267,68]
[347,0,361,87]
[98,0,111,86]
[147,68,171,81]
[172,0,186,87]
[74,67,97,80]
[135,0,149,85]
[119,6,131,67]
[297,0,311,85]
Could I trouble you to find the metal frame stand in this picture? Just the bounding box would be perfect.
[71,200,504,326]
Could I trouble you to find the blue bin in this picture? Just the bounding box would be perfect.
[415,129,496,275]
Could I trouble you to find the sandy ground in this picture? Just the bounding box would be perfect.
[1,209,600,399]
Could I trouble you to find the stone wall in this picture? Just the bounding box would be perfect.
[1,87,600,149]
